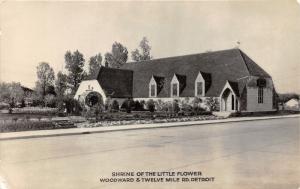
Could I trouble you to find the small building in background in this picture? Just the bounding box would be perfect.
[284,98,300,111]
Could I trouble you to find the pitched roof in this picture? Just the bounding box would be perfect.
[92,67,133,98]
[239,50,271,78]
[21,86,34,93]
[200,71,212,93]
[228,81,240,97]
[120,48,270,98]
[152,75,165,95]
[174,74,187,93]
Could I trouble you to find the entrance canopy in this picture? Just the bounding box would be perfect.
[220,81,239,112]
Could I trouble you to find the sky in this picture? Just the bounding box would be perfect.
[0,1,300,94]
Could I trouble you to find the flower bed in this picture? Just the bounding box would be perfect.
[0,119,77,133]
[77,115,221,128]
[0,121,55,133]
[12,107,58,115]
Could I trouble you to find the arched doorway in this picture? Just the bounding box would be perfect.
[221,88,236,111]
[85,91,103,107]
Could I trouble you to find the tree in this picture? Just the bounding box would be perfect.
[131,37,152,62]
[277,93,300,110]
[55,71,68,110]
[105,42,128,68]
[278,93,300,103]
[55,71,68,98]
[35,62,55,104]
[88,53,102,77]
[65,50,86,94]
[0,82,25,112]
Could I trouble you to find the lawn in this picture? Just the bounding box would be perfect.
[0,107,70,133]
[1,107,297,133]
[0,121,55,133]
[0,113,53,120]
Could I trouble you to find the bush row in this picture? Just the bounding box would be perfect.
[83,97,219,120]
[12,107,58,115]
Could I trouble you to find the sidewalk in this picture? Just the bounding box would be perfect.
[0,114,299,140]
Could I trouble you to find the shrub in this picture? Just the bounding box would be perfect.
[83,102,105,120]
[192,97,202,106]
[172,100,180,114]
[64,96,83,115]
[29,93,44,107]
[191,97,206,114]
[45,94,57,108]
[9,100,15,109]
[154,101,172,115]
[181,103,193,115]
[179,98,193,113]
[146,99,155,112]
[140,100,146,110]
[205,97,220,111]
[165,102,173,114]
[20,99,26,108]
[193,106,206,115]
[154,100,165,112]
[133,100,144,111]
[121,99,134,113]
[104,98,112,112]
[92,103,104,119]
[0,102,9,110]
[111,100,119,112]
[56,99,65,111]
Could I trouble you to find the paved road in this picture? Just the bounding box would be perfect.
[0,117,299,189]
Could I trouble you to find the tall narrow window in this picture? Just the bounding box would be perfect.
[196,82,203,96]
[150,84,156,97]
[231,94,235,110]
[258,87,264,103]
[172,83,178,97]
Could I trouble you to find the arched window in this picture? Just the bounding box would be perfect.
[172,83,179,97]
[150,84,156,97]
[171,74,179,97]
[149,76,157,97]
[195,72,205,96]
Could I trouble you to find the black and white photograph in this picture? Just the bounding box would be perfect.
[0,1,299,189]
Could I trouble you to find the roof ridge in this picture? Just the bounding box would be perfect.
[237,49,251,76]
[101,66,133,72]
[237,49,271,78]
[126,48,239,65]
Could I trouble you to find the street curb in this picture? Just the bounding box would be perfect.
[0,114,299,141]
